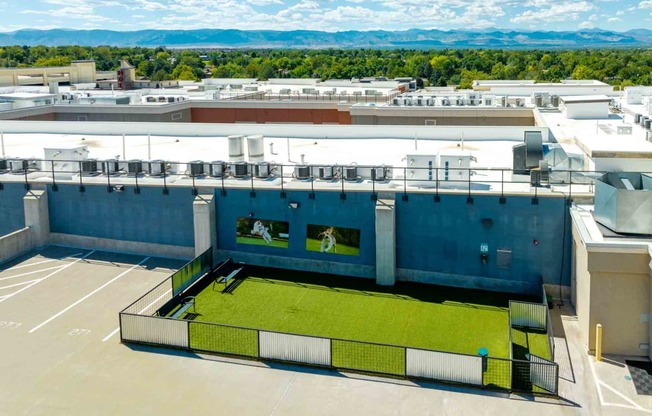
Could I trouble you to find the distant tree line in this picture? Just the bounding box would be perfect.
[0,45,650,88]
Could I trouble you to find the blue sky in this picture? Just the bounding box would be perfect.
[0,0,646,33]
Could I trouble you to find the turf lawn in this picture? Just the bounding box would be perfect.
[511,327,551,361]
[236,236,288,248]
[184,267,515,359]
[305,238,360,256]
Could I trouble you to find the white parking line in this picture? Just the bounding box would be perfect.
[0,265,66,281]
[0,251,95,305]
[589,355,652,414]
[0,279,42,291]
[102,287,172,342]
[29,257,150,333]
[2,253,83,271]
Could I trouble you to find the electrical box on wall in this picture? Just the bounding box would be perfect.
[480,243,489,265]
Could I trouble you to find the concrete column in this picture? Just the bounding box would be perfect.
[193,194,217,262]
[375,199,396,286]
[24,190,50,248]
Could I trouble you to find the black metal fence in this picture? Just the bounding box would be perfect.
[507,285,558,394]
[118,256,559,395]
[0,156,618,202]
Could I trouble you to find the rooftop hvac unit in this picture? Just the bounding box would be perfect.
[146,160,166,176]
[551,96,560,107]
[230,161,249,177]
[228,135,245,161]
[392,98,400,106]
[343,165,358,181]
[247,135,264,162]
[9,159,28,173]
[416,96,423,106]
[81,159,98,175]
[426,98,433,106]
[294,165,311,180]
[635,114,643,124]
[189,160,204,177]
[253,161,271,178]
[210,161,225,177]
[641,116,649,127]
[311,165,334,180]
[279,88,291,94]
[646,120,652,131]
[102,159,119,175]
[126,160,142,175]
[535,95,543,107]
[443,99,450,106]
[0,157,7,170]
[371,166,390,181]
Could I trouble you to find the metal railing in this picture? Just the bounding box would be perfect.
[507,285,559,394]
[0,156,625,199]
[218,91,399,104]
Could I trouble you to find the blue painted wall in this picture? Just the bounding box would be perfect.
[48,184,195,247]
[0,183,26,235]
[395,194,571,291]
[215,189,376,267]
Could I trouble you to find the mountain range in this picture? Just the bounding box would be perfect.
[0,28,651,49]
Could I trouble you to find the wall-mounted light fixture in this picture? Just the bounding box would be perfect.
[288,201,300,209]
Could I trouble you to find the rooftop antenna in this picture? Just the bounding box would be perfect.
[1,132,5,157]
[414,132,418,151]
[460,131,464,151]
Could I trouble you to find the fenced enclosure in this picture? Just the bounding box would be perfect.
[119,262,560,395]
[507,285,558,394]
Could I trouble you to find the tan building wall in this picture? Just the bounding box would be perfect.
[572,209,652,358]
[0,61,96,87]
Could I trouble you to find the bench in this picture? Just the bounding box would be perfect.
[170,296,195,319]
[213,267,243,290]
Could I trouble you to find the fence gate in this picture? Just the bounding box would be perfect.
[529,354,558,394]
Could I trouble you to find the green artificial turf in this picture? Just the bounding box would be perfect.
[511,327,551,361]
[186,269,513,361]
[305,238,360,256]
[236,236,289,248]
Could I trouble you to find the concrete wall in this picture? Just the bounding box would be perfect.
[0,227,32,264]
[396,194,571,295]
[215,189,376,277]
[47,184,195,248]
[572,208,652,357]
[0,120,550,142]
[351,107,534,127]
[191,107,344,124]
[572,225,591,351]
[582,250,651,357]
[53,107,192,123]
[0,182,27,235]
[213,189,569,294]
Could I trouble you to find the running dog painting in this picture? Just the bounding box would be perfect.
[236,218,289,248]
[306,224,360,256]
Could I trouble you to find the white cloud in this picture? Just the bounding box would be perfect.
[607,17,622,21]
[511,2,594,24]
[640,1,652,9]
